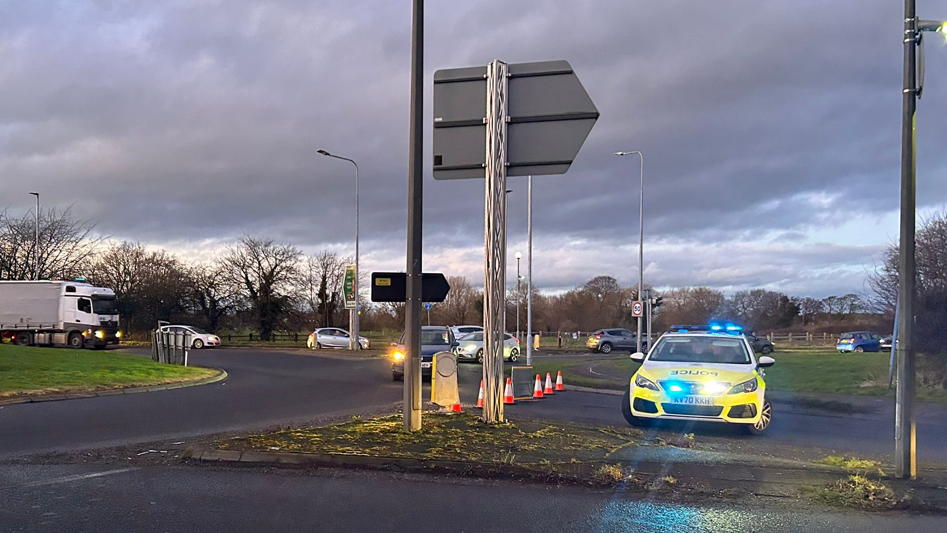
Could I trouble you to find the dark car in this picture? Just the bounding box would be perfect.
[391,326,457,381]
[880,335,895,349]
[746,333,775,354]
[837,331,883,353]
[586,328,649,354]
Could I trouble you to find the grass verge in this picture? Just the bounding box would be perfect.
[802,475,900,511]
[0,345,219,398]
[217,412,644,482]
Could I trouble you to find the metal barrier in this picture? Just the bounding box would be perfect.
[151,329,192,366]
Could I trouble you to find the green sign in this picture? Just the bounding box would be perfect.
[343,265,357,310]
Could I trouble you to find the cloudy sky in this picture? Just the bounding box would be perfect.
[3,0,947,297]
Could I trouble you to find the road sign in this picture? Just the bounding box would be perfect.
[424,302,433,311]
[432,60,599,180]
[371,272,451,303]
[631,302,644,317]
[343,265,357,310]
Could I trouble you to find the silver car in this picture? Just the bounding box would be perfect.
[450,325,483,341]
[308,327,370,350]
[454,332,520,363]
[587,328,648,354]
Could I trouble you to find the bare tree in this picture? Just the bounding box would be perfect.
[302,251,349,328]
[188,264,235,332]
[442,276,477,325]
[220,236,301,340]
[658,287,725,328]
[0,205,102,280]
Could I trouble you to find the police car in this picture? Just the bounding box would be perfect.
[622,324,775,435]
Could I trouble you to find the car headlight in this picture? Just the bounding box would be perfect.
[392,351,405,361]
[634,373,660,392]
[702,381,730,395]
[728,378,759,395]
[94,330,104,339]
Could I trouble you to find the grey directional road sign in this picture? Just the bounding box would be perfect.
[433,60,599,180]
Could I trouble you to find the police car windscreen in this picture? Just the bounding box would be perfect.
[649,337,751,364]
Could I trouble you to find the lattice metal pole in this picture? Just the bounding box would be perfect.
[482,59,509,424]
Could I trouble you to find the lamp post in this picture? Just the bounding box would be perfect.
[317,149,360,351]
[615,151,644,353]
[29,192,39,280]
[514,251,522,341]
[894,4,947,480]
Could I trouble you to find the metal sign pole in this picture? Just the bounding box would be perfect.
[482,59,509,424]
[526,175,533,366]
[404,0,424,432]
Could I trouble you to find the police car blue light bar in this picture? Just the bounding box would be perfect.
[669,323,745,334]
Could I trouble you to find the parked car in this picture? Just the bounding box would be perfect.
[391,326,457,381]
[587,328,648,354]
[307,328,370,350]
[453,332,520,363]
[837,331,883,353]
[157,325,220,349]
[450,325,483,341]
[745,333,775,354]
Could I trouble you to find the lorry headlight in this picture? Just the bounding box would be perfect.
[116,331,122,339]
[728,378,759,395]
[94,330,104,339]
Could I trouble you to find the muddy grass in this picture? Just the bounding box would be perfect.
[218,413,643,468]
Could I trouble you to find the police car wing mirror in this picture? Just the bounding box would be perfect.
[758,356,775,368]
[630,352,645,362]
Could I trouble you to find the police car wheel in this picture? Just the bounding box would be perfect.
[747,400,772,435]
[600,343,613,354]
[622,389,646,427]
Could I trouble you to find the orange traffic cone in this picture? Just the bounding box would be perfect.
[533,374,544,399]
[555,370,565,391]
[544,372,555,395]
[476,380,485,408]
[503,378,515,404]
[451,402,463,413]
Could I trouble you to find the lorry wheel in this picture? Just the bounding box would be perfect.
[13,332,32,346]
[68,332,84,349]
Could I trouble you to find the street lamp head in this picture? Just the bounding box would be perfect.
[29,192,39,196]
[918,19,947,33]
[615,150,641,157]
[316,149,331,156]
[515,251,522,259]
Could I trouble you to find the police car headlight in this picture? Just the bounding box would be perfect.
[634,374,660,392]
[702,381,729,395]
[728,378,758,395]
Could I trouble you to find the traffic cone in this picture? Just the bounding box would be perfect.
[533,374,544,399]
[451,402,463,413]
[503,378,515,404]
[476,380,485,408]
[544,372,555,395]
[555,371,565,391]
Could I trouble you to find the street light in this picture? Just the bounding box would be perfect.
[28,192,39,280]
[615,150,644,353]
[317,149,360,351]
[894,4,947,481]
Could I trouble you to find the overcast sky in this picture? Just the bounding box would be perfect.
[3,0,947,298]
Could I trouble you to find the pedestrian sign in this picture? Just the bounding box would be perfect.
[424,302,433,311]
[631,302,643,317]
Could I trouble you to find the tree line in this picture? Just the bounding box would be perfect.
[0,205,918,342]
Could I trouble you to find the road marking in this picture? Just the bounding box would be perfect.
[588,363,622,379]
[23,467,138,488]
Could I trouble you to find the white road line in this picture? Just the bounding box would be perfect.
[588,363,620,379]
[23,467,138,488]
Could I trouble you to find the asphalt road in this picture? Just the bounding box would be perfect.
[2,463,943,533]
[3,348,946,463]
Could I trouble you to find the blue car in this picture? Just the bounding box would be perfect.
[390,326,458,381]
[837,331,882,353]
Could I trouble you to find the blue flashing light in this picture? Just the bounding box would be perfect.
[710,324,723,331]
[725,324,743,332]
[668,384,683,393]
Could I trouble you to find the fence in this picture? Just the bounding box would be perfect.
[152,329,192,365]
[765,332,844,346]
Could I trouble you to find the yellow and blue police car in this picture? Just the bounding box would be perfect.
[623,324,775,435]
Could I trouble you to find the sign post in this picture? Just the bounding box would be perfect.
[433,59,598,423]
[343,265,357,310]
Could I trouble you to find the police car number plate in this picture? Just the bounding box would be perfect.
[421,362,432,369]
[668,396,713,406]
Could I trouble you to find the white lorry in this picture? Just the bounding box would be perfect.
[0,280,121,349]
